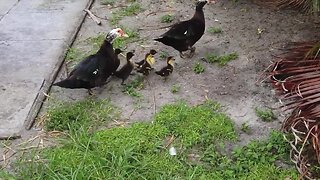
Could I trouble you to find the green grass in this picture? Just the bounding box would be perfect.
[110,3,142,25]
[240,122,251,134]
[255,107,276,122]
[171,84,180,93]
[205,52,238,66]
[100,0,115,5]
[208,27,222,34]
[45,99,119,132]
[159,51,169,59]
[160,14,174,23]
[0,170,15,180]
[193,62,205,74]
[123,76,144,97]
[12,101,297,179]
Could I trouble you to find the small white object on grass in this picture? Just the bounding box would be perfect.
[169,146,177,156]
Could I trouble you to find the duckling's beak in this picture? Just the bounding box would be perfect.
[121,33,129,38]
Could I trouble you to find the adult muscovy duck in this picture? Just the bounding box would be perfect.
[154,0,209,58]
[53,28,128,95]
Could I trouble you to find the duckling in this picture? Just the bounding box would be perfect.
[114,51,135,85]
[53,28,128,95]
[113,48,123,73]
[134,49,157,69]
[155,56,175,79]
[154,0,209,58]
[137,51,157,76]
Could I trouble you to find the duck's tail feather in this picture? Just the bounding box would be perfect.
[53,79,90,89]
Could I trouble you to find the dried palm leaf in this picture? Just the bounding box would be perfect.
[268,41,320,179]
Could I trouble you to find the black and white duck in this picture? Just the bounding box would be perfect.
[114,51,135,85]
[53,28,128,95]
[155,56,175,78]
[154,0,210,58]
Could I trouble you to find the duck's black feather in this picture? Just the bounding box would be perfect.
[53,39,117,90]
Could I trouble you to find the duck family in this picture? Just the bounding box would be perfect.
[53,0,212,94]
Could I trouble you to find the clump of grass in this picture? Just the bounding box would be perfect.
[110,3,142,25]
[0,170,15,180]
[171,84,180,93]
[100,0,115,5]
[45,99,119,131]
[240,122,251,134]
[65,47,87,64]
[155,101,237,147]
[160,14,174,23]
[255,107,276,122]
[159,51,169,59]
[207,27,222,34]
[86,33,106,52]
[14,101,297,179]
[206,52,238,66]
[193,62,205,74]
[123,76,144,97]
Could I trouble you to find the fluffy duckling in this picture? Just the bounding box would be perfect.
[155,56,175,78]
[137,50,157,76]
[114,51,135,85]
[113,48,123,73]
[135,49,157,69]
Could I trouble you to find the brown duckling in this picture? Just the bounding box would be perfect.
[155,56,175,78]
[114,51,135,85]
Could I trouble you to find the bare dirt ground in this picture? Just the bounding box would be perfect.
[2,0,320,171]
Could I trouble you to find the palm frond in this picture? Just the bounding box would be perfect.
[268,41,320,179]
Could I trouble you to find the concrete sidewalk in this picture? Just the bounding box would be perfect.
[0,0,91,138]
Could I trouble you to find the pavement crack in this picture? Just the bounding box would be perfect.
[0,0,20,21]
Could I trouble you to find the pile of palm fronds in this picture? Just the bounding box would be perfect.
[260,0,320,13]
[269,41,320,179]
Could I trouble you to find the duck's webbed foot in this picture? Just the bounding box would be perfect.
[187,47,196,58]
[179,51,188,59]
[88,89,95,96]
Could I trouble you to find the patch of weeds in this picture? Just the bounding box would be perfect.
[155,101,237,147]
[193,62,205,74]
[240,122,251,134]
[171,84,180,94]
[65,47,87,64]
[160,14,174,23]
[14,101,297,179]
[110,3,142,25]
[113,27,140,49]
[123,76,144,98]
[45,99,119,131]
[100,0,115,5]
[255,107,276,122]
[159,51,169,59]
[206,52,238,66]
[86,33,106,53]
[0,170,15,180]
[207,27,222,34]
